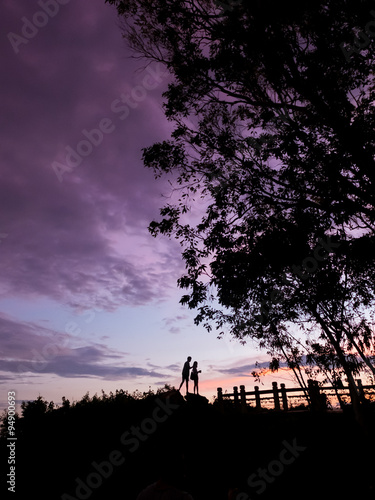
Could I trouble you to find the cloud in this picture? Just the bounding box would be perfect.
[216,359,291,377]
[0,0,176,312]
[217,364,259,376]
[168,326,181,334]
[212,356,272,376]
[163,315,189,326]
[166,363,180,371]
[162,314,190,334]
[0,313,166,381]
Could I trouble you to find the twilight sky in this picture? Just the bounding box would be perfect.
[0,0,293,412]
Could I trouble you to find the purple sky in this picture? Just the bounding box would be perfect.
[0,0,290,412]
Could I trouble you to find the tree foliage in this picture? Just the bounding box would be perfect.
[107,0,375,410]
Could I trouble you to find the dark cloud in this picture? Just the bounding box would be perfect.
[166,363,180,371]
[216,358,294,377]
[0,313,166,381]
[217,362,271,376]
[1,357,165,381]
[0,0,176,311]
[0,314,68,361]
[0,375,16,382]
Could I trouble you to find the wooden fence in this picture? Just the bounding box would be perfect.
[217,379,375,412]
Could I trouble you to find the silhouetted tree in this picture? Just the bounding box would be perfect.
[107,0,375,418]
[21,395,54,419]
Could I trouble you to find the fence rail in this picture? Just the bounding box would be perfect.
[217,379,375,412]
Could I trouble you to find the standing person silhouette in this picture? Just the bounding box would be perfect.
[178,356,192,394]
[190,361,201,395]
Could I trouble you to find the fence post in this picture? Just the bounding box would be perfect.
[233,386,239,408]
[217,387,223,410]
[356,379,366,404]
[240,385,247,413]
[217,387,223,402]
[280,383,288,411]
[308,379,317,410]
[254,386,261,411]
[272,382,280,411]
[308,379,325,411]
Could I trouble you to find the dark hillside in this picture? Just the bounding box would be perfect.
[1,388,374,499]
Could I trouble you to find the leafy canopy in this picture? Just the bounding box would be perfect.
[107,0,375,386]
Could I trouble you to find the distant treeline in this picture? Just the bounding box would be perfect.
[1,384,176,438]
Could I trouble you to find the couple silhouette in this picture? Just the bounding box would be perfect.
[178,356,201,395]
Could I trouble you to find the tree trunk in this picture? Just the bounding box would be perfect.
[341,325,375,376]
[311,311,365,427]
